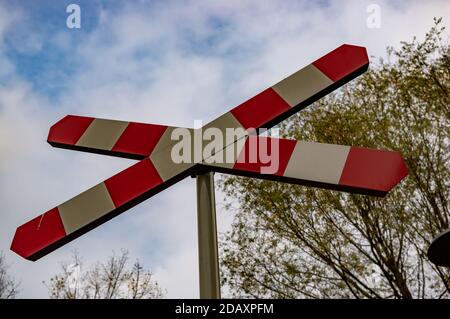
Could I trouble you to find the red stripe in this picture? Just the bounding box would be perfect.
[112,123,168,157]
[233,137,296,176]
[339,147,408,192]
[104,158,163,208]
[312,44,369,82]
[10,207,66,260]
[230,88,290,130]
[47,115,94,145]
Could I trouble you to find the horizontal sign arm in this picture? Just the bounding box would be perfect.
[201,136,408,197]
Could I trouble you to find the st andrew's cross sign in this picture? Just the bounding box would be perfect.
[10,44,409,298]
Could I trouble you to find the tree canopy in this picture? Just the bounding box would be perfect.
[45,250,165,299]
[219,19,449,299]
[0,251,18,299]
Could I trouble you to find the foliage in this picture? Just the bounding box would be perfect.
[45,250,165,299]
[0,251,18,299]
[219,18,449,299]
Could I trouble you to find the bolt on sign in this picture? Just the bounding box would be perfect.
[11,45,408,269]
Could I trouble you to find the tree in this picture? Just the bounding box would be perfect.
[219,18,449,299]
[45,250,165,299]
[0,251,19,299]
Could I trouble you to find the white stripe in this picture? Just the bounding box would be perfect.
[272,64,333,107]
[76,118,129,150]
[283,141,350,184]
[58,183,115,234]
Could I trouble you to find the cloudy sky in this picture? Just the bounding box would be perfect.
[0,0,449,298]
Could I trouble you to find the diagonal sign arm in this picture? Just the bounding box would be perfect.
[47,44,369,159]
[202,44,369,145]
[11,157,196,261]
[47,115,171,160]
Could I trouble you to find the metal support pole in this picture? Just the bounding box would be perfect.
[196,171,221,299]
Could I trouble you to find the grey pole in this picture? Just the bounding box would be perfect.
[196,171,221,299]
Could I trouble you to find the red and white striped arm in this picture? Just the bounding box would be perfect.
[202,136,408,197]
[48,44,368,160]
[203,44,369,149]
[10,156,196,261]
[48,115,196,180]
[47,115,172,160]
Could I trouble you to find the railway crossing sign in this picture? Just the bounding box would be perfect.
[11,44,409,298]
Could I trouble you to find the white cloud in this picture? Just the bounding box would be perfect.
[0,0,449,298]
